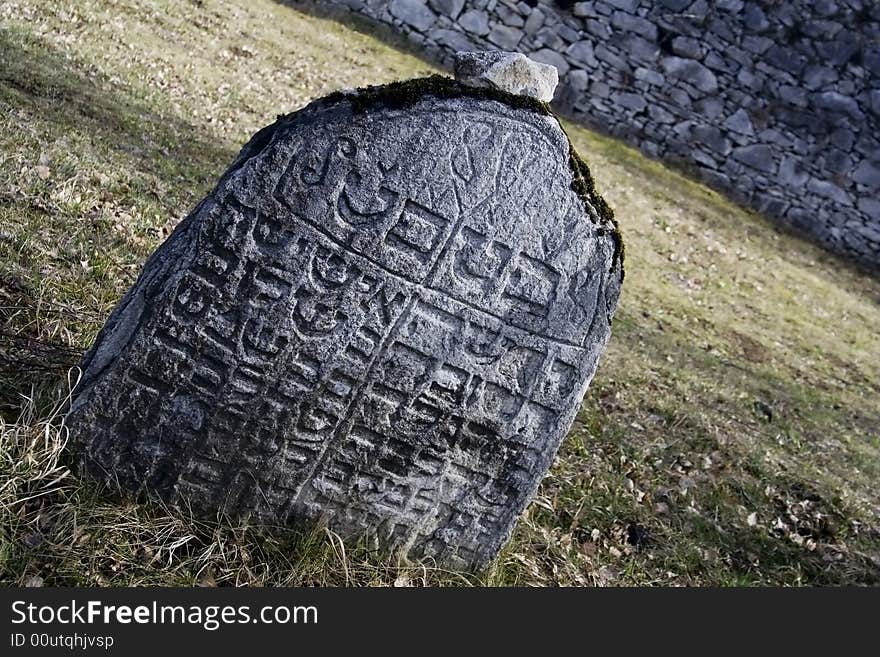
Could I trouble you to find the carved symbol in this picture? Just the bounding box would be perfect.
[451,122,494,183]
[384,200,451,264]
[567,268,600,319]
[502,254,561,319]
[336,171,401,228]
[451,227,513,292]
[243,317,289,358]
[252,264,294,306]
[542,359,579,406]
[301,137,356,187]
[295,406,339,442]
[464,322,508,366]
[292,288,347,338]
[308,246,359,291]
[171,275,213,322]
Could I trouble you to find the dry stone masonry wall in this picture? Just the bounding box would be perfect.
[310,0,880,268]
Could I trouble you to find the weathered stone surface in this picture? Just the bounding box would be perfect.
[458,9,489,36]
[454,51,559,102]
[723,108,755,136]
[65,76,623,570]
[428,0,464,19]
[660,57,718,94]
[389,0,436,32]
[487,23,522,50]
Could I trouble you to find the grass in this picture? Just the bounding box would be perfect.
[1,0,878,586]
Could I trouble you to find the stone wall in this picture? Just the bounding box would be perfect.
[301,0,880,269]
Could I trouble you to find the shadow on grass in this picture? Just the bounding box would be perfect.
[0,26,237,192]
[0,25,240,413]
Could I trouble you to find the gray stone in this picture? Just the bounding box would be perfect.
[634,67,664,86]
[615,92,647,112]
[585,19,612,40]
[523,9,544,36]
[572,2,594,18]
[732,144,776,173]
[648,104,675,123]
[459,9,490,35]
[660,57,718,94]
[742,36,773,55]
[802,19,842,40]
[496,4,525,28]
[743,4,769,32]
[64,77,624,571]
[693,125,731,156]
[858,198,880,220]
[557,25,581,44]
[531,48,571,77]
[658,0,691,10]
[853,222,880,244]
[816,32,860,67]
[813,91,864,120]
[870,90,880,116]
[428,0,464,19]
[723,108,755,136]
[703,51,737,75]
[606,0,640,11]
[610,12,658,42]
[736,68,764,92]
[779,85,807,107]
[765,46,806,77]
[852,161,880,187]
[487,23,523,50]
[620,34,661,60]
[693,97,724,119]
[814,0,839,17]
[823,149,853,176]
[432,29,475,53]
[803,65,838,91]
[565,40,597,67]
[568,68,590,91]
[533,25,565,51]
[830,128,855,151]
[594,44,631,71]
[807,178,851,205]
[754,193,788,217]
[389,0,437,32]
[778,157,808,187]
[671,36,703,60]
[864,46,880,77]
[454,51,559,102]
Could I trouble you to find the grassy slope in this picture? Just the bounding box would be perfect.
[1,0,877,586]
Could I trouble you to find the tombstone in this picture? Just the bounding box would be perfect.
[65,52,624,570]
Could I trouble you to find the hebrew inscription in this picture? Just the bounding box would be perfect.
[66,84,623,569]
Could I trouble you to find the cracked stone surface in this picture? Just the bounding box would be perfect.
[64,78,623,570]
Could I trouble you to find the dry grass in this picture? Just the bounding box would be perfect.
[1,0,878,586]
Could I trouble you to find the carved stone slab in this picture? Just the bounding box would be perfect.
[65,78,624,570]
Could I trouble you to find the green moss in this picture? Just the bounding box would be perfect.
[307,74,624,280]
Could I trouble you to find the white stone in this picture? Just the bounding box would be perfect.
[453,51,559,102]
